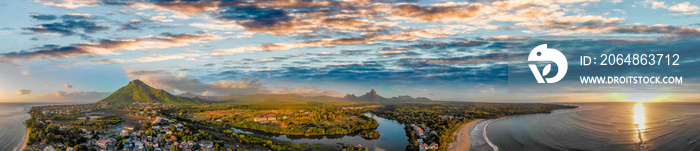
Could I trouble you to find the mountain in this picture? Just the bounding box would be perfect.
[344,89,386,102]
[98,79,204,106]
[389,95,432,102]
[178,92,222,101]
[344,89,432,102]
[216,94,344,103]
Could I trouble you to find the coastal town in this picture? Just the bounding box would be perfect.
[24,104,236,151]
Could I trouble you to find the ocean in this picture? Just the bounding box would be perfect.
[0,102,72,151]
[0,103,32,151]
[470,102,700,151]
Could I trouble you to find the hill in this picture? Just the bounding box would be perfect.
[98,79,204,106]
[178,92,222,101]
[344,89,432,102]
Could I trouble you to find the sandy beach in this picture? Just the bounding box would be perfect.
[447,119,484,151]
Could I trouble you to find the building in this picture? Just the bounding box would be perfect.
[123,126,135,131]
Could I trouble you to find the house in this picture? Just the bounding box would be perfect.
[427,143,438,150]
[97,139,114,149]
[152,117,164,124]
[419,143,428,151]
[123,125,135,131]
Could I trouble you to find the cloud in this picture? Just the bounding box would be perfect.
[63,84,73,88]
[270,87,345,97]
[206,78,270,95]
[611,25,700,37]
[213,29,451,56]
[126,71,269,96]
[378,50,413,55]
[126,70,170,76]
[642,0,668,9]
[484,35,527,40]
[389,2,485,22]
[642,1,698,15]
[137,53,201,62]
[29,13,57,21]
[1,33,220,61]
[42,91,106,97]
[33,0,102,9]
[117,18,174,31]
[125,70,345,97]
[523,15,623,35]
[145,16,174,22]
[0,90,110,102]
[15,89,33,96]
[414,53,508,64]
[62,13,93,19]
[39,91,110,102]
[668,2,699,15]
[24,14,110,39]
[189,22,243,31]
[64,59,127,66]
[124,1,222,15]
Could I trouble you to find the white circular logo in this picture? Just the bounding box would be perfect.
[528,44,567,83]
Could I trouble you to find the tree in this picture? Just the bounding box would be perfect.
[171,145,183,151]
[169,125,177,131]
[74,144,88,151]
[213,143,225,151]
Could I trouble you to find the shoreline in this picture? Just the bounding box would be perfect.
[483,119,498,151]
[447,119,484,151]
[17,106,31,151]
[18,129,28,151]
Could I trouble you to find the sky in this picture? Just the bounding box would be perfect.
[0,0,699,102]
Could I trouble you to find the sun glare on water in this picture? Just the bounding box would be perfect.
[634,103,645,131]
[633,102,647,146]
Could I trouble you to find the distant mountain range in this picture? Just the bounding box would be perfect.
[343,89,432,102]
[99,79,432,106]
[181,88,431,102]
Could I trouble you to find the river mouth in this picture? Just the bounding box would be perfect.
[230,112,409,150]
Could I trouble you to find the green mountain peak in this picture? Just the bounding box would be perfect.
[98,79,199,107]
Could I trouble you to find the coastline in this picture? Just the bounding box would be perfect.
[483,119,498,151]
[447,119,484,151]
[18,129,28,151]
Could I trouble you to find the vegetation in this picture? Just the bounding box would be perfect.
[341,145,369,151]
[217,93,344,102]
[359,130,380,139]
[25,108,88,147]
[187,102,380,136]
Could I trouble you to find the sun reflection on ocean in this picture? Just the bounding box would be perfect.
[633,102,647,150]
[634,103,645,131]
